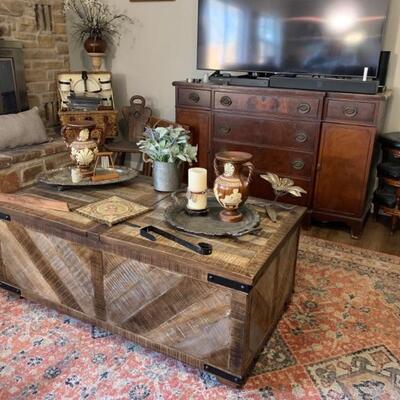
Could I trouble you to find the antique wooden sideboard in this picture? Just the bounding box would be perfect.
[0,177,305,385]
[174,81,390,238]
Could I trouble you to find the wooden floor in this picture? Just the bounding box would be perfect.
[304,215,400,257]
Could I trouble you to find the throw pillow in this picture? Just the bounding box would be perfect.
[0,107,48,150]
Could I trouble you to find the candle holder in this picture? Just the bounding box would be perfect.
[185,190,209,217]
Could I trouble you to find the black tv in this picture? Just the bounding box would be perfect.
[197,0,390,78]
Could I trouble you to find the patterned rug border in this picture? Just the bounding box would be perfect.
[301,235,400,267]
[304,343,397,370]
[305,344,400,399]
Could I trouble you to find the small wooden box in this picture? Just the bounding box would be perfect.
[58,72,118,138]
[0,178,305,385]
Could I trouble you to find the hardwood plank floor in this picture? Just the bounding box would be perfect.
[304,215,400,257]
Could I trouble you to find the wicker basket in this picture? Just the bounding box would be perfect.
[58,71,118,138]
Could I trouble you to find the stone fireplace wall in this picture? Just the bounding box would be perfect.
[0,0,70,128]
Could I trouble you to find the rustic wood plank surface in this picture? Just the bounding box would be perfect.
[101,198,305,285]
[0,176,170,240]
[0,193,70,212]
[0,177,305,285]
[0,221,96,316]
[0,178,305,385]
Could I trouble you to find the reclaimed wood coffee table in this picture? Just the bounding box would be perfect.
[0,177,305,385]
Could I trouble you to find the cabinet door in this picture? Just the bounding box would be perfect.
[176,108,211,169]
[313,123,375,217]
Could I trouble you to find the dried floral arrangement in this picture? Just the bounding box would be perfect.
[64,0,134,45]
[261,173,307,222]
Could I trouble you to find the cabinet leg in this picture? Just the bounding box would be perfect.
[350,222,364,240]
[374,202,380,221]
[301,211,312,230]
[391,215,398,235]
[115,152,126,167]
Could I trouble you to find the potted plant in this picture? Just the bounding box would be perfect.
[137,127,198,192]
[64,0,134,55]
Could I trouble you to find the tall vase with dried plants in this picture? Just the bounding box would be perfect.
[64,0,135,71]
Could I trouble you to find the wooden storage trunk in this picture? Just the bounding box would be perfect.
[58,72,118,138]
[0,178,305,385]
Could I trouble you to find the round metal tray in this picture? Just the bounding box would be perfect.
[165,197,260,237]
[38,167,139,189]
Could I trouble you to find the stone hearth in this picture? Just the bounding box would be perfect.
[0,138,70,193]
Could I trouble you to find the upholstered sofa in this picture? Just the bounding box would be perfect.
[0,106,70,193]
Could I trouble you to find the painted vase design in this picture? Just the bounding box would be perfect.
[62,121,102,176]
[69,129,98,174]
[213,151,254,223]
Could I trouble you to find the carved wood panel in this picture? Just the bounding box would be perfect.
[102,252,237,372]
[0,221,97,317]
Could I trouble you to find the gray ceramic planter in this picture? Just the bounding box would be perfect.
[152,161,181,192]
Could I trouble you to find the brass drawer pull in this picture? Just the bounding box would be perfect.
[292,160,305,170]
[189,92,200,103]
[218,125,232,136]
[295,132,308,143]
[220,96,233,107]
[343,105,358,118]
[297,103,311,115]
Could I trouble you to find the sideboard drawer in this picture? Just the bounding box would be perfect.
[177,88,211,108]
[213,113,319,151]
[214,92,321,119]
[324,99,378,125]
[212,141,314,178]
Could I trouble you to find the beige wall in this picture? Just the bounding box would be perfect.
[68,0,400,131]
[383,0,400,131]
[68,0,200,120]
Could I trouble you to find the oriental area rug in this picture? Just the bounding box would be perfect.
[1,237,399,400]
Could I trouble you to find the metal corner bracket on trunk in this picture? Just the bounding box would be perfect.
[207,273,252,293]
[0,212,10,221]
[204,364,245,385]
[0,281,22,296]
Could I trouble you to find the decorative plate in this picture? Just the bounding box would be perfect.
[38,167,138,189]
[165,197,260,237]
[76,196,150,227]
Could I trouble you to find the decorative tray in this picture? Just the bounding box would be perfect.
[38,167,139,190]
[165,197,261,237]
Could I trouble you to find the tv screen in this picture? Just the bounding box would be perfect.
[197,0,390,77]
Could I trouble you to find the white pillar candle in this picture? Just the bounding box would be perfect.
[71,167,82,184]
[187,168,208,211]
